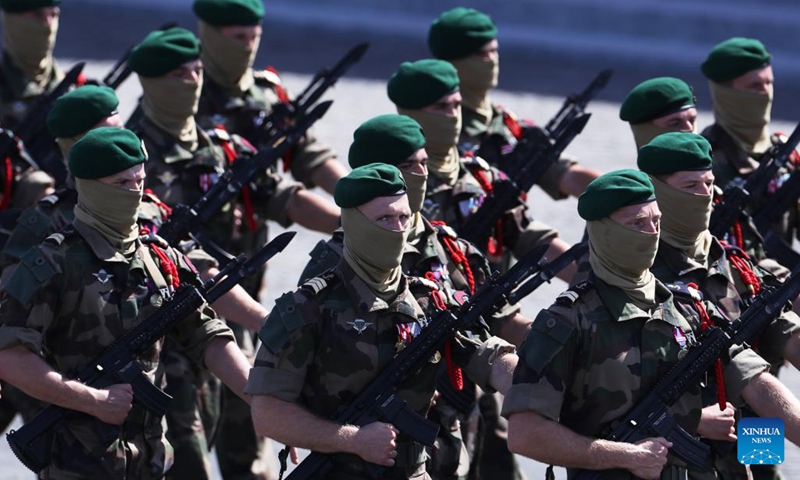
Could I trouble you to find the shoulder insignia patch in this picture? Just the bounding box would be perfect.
[300,270,337,296]
[433,223,459,240]
[44,232,65,246]
[4,246,57,305]
[258,290,309,355]
[555,280,593,306]
[664,282,703,302]
[38,194,59,206]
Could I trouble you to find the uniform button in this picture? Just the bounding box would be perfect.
[320,251,328,258]
[35,257,45,266]
[285,305,296,313]
[27,216,36,224]
[546,318,556,329]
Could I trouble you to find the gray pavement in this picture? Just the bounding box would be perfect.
[1,59,800,479]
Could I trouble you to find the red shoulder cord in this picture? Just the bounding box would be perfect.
[429,220,476,294]
[0,156,12,210]
[143,188,172,223]
[265,66,295,173]
[502,110,524,140]
[468,165,505,256]
[720,241,762,298]
[215,126,258,232]
[686,282,726,410]
[139,226,180,291]
[425,271,464,391]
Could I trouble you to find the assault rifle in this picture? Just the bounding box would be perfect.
[751,157,800,269]
[250,41,369,148]
[709,122,800,239]
[158,100,333,257]
[460,71,611,249]
[285,243,550,479]
[574,261,800,480]
[0,62,85,185]
[6,231,296,474]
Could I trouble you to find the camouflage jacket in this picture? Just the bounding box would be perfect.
[0,188,170,271]
[0,51,63,127]
[130,116,301,259]
[502,273,768,477]
[652,238,800,371]
[423,155,558,260]
[297,216,520,336]
[196,69,335,188]
[247,260,514,479]
[702,123,799,244]
[0,218,232,479]
[458,103,577,200]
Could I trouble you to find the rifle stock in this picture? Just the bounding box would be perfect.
[6,232,296,474]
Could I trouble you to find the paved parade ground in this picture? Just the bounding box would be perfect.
[2,56,800,478]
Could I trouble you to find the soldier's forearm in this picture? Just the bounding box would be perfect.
[559,164,600,198]
[309,157,348,195]
[251,394,361,454]
[202,267,268,331]
[507,410,642,471]
[742,371,800,446]
[499,313,533,348]
[286,189,341,234]
[204,337,252,404]
[782,331,800,371]
[0,345,102,416]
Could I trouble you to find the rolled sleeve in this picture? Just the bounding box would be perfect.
[170,304,235,368]
[262,173,302,228]
[246,344,305,401]
[463,335,516,392]
[723,345,770,404]
[289,130,336,188]
[502,378,564,421]
[537,156,577,200]
[756,311,800,366]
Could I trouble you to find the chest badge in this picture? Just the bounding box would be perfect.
[158,171,178,187]
[93,269,114,285]
[348,318,373,335]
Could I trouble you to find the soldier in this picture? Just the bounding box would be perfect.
[298,114,536,479]
[503,169,800,478]
[427,7,600,199]
[386,58,575,281]
[0,0,64,125]
[193,0,347,194]
[249,163,517,479]
[638,132,800,480]
[619,77,698,149]
[127,26,339,480]
[0,127,253,479]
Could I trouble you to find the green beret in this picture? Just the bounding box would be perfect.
[193,0,264,26]
[387,59,460,110]
[619,77,695,124]
[637,132,712,176]
[47,86,119,138]
[701,37,771,83]
[0,0,60,13]
[348,115,426,169]
[334,163,407,209]
[578,169,655,221]
[69,128,147,180]
[129,27,201,78]
[428,7,497,60]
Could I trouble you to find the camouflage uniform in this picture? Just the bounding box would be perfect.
[459,104,577,201]
[196,68,335,188]
[299,217,522,479]
[247,260,514,480]
[0,51,63,127]
[0,218,233,479]
[651,239,800,480]
[130,115,300,480]
[702,124,798,274]
[424,155,558,262]
[502,273,770,480]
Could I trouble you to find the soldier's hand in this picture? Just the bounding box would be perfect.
[351,422,398,466]
[697,402,737,442]
[92,384,134,425]
[626,437,671,480]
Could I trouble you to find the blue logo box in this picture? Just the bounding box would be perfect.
[738,417,784,465]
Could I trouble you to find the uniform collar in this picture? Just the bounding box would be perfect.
[73,218,131,263]
[337,260,423,319]
[593,274,684,327]
[142,116,214,164]
[655,237,734,284]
